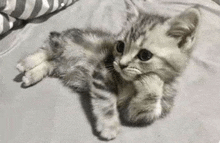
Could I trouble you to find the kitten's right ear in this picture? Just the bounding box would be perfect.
[167,6,200,50]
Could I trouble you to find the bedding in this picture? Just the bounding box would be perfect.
[0,0,220,142]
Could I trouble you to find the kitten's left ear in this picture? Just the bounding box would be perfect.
[167,6,200,50]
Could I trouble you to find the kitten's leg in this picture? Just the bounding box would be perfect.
[16,48,55,86]
[17,49,48,72]
[17,31,63,72]
[90,83,120,140]
[17,32,64,86]
[125,74,164,124]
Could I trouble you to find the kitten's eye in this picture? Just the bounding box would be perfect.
[116,41,125,53]
[138,49,153,61]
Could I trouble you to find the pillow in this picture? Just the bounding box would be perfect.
[0,0,78,35]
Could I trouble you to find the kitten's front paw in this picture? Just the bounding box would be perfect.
[99,127,119,140]
[96,119,120,140]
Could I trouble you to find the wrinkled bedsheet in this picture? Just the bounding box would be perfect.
[0,0,220,142]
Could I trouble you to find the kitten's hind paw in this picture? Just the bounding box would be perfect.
[22,75,34,87]
[17,49,48,73]
[17,58,42,73]
[16,63,25,72]
[21,61,53,87]
[21,69,43,87]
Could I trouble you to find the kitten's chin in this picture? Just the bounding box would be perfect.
[121,73,137,81]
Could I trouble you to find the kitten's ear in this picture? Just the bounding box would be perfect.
[124,0,139,23]
[167,6,200,50]
[118,0,139,38]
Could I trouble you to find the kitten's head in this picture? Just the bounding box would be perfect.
[113,7,200,81]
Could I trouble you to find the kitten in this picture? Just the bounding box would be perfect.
[16,7,200,140]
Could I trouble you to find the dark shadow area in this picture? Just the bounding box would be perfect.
[119,116,154,128]
[13,73,25,82]
[20,82,40,89]
[77,91,118,141]
[14,73,43,89]
[0,20,28,40]
[75,91,100,139]
[60,87,119,141]
[118,107,154,128]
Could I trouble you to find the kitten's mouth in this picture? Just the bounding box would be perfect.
[113,62,141,80]
[125,68,142,74]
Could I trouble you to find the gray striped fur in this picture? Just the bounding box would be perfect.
[17,7,200,140]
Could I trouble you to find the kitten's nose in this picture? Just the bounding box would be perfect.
[119,57,129,69]
[119,64,128,69]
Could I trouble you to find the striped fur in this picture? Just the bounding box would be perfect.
[17,7,200,140]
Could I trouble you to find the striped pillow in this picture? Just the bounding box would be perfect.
[0,0,78,35]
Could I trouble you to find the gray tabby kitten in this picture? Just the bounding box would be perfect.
[16,7,200,140]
